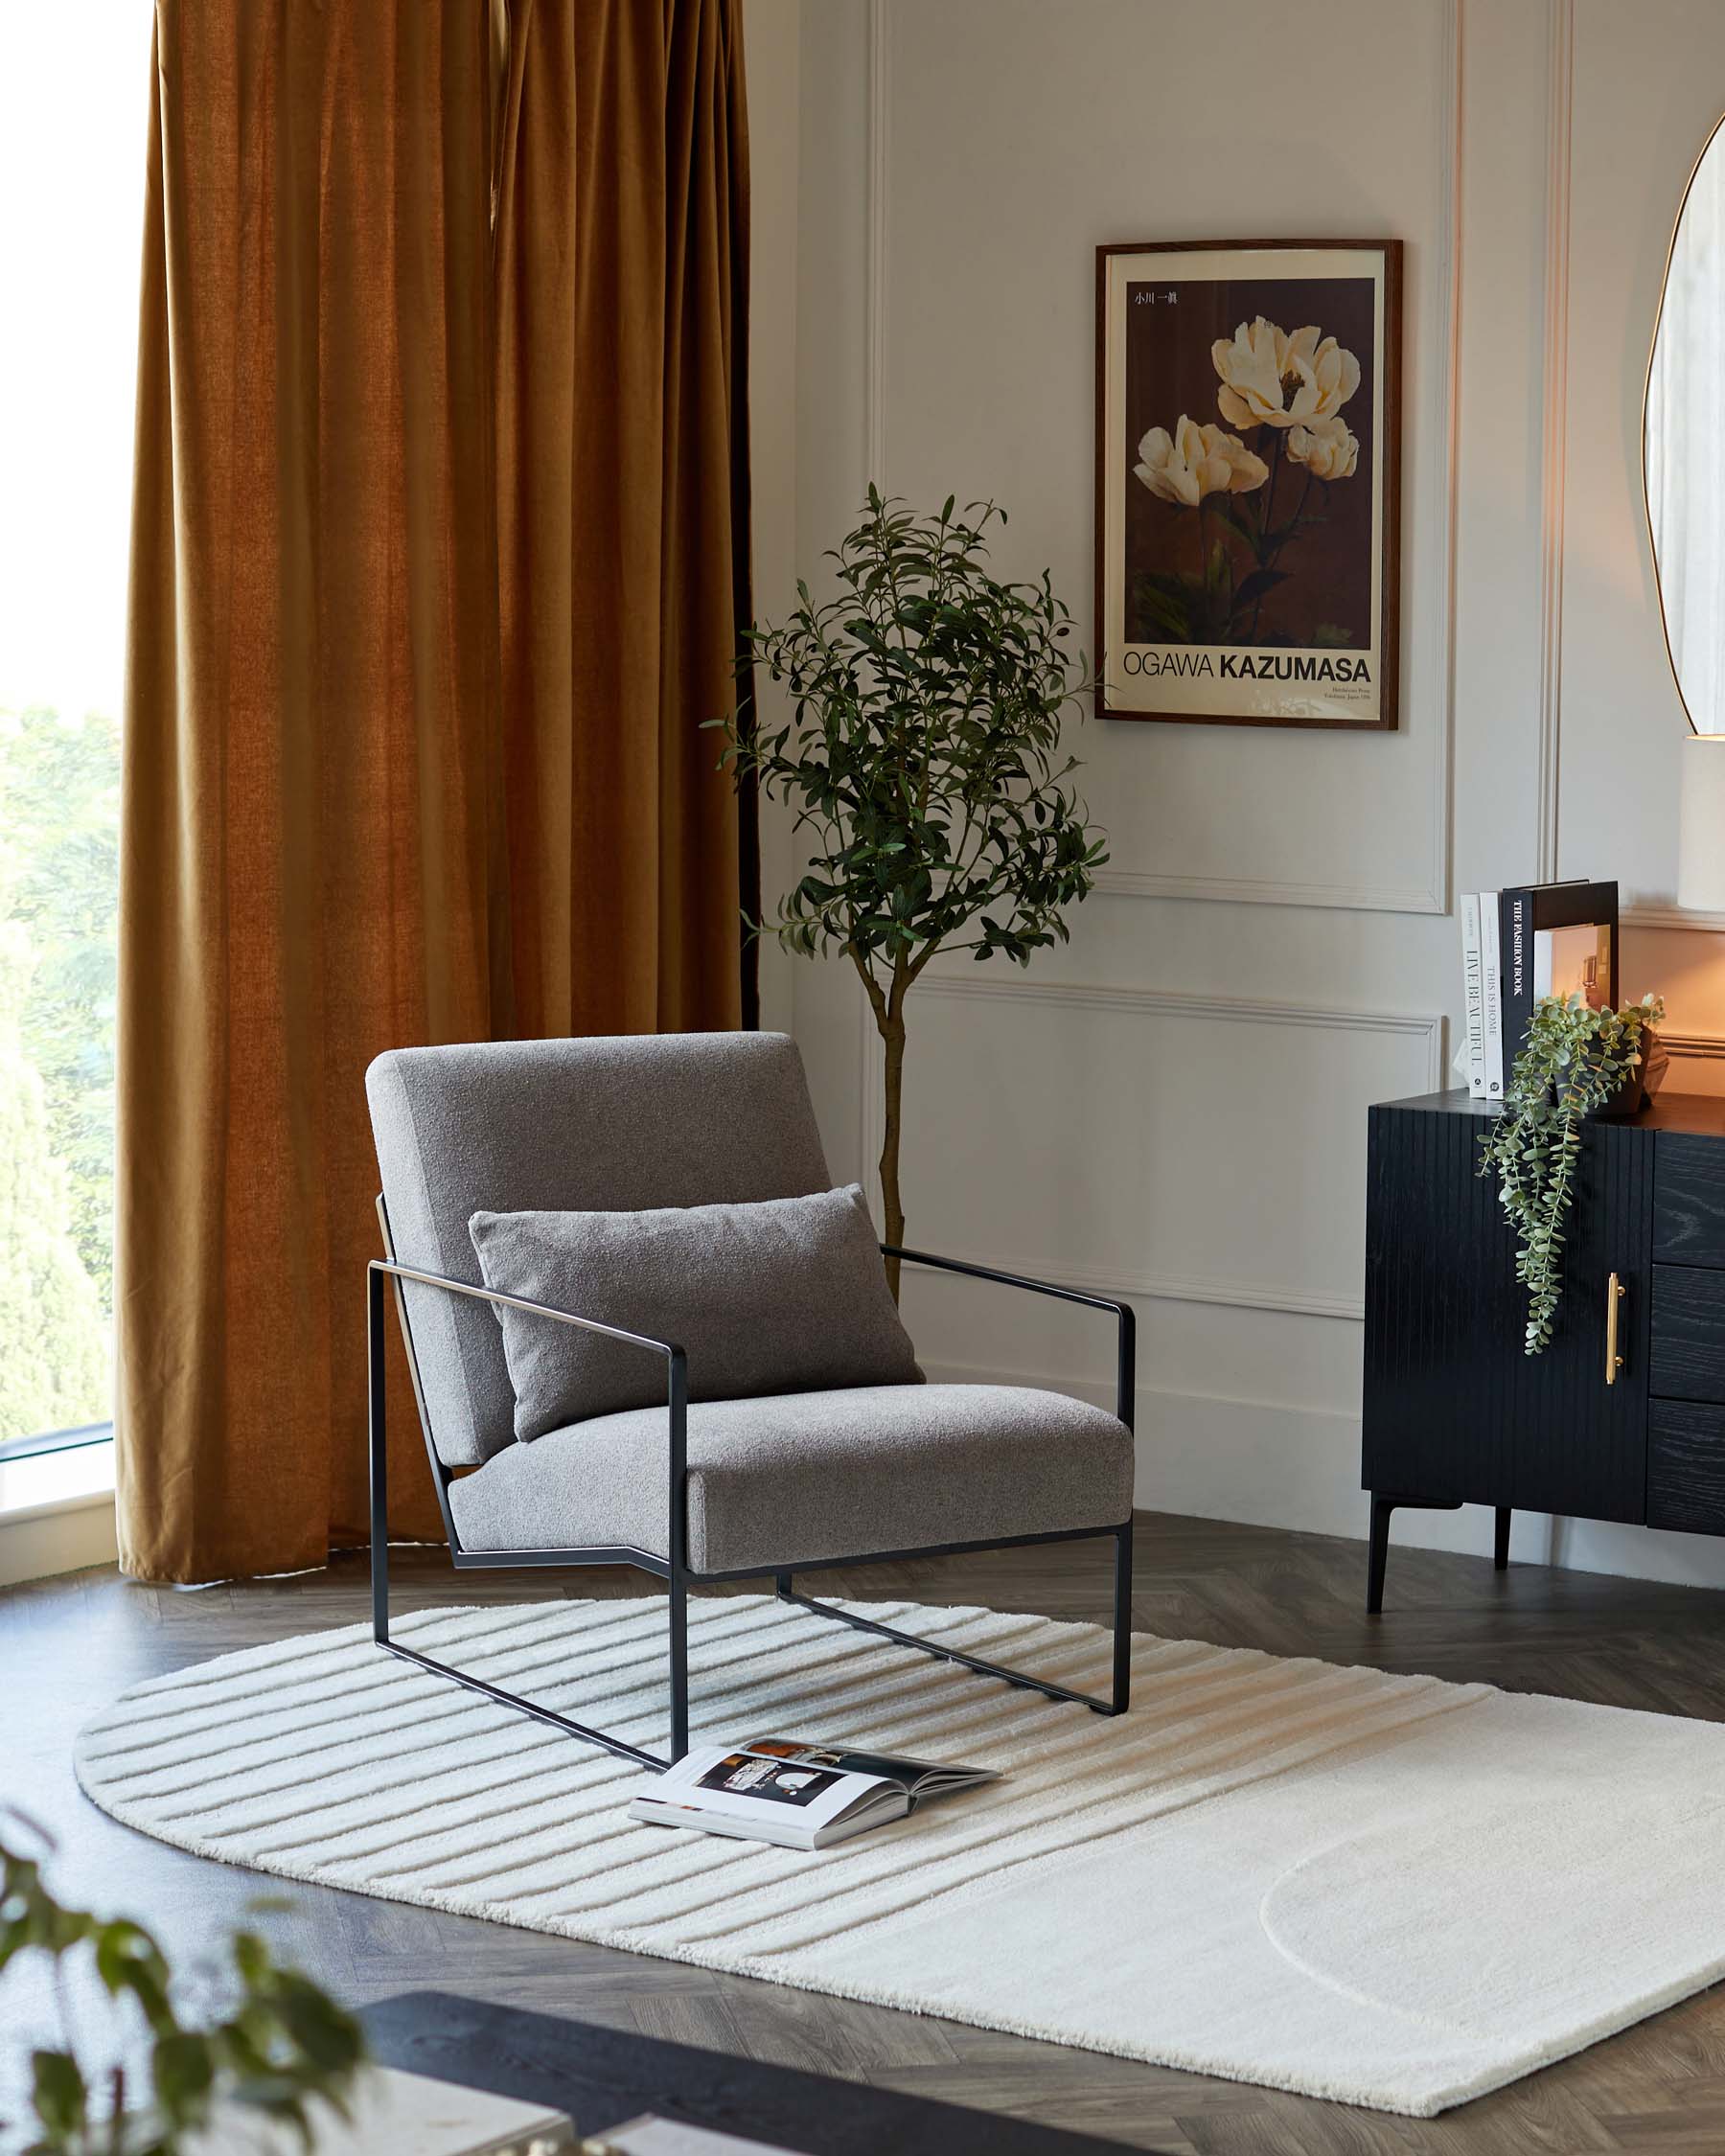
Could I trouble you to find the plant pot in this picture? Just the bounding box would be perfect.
[1593,1028,1668,1118]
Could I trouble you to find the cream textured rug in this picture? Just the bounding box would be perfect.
[74,1594,1725,2117]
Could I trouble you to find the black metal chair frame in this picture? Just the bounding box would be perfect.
[369,1203,1136,1770]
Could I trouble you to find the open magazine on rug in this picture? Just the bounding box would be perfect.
[628,1737,1000,1851]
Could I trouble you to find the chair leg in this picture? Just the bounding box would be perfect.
[1494,1506,1511,1571]
[1107,1515,1133,1715]
[778,1525,1133,1719]
[369,1265,391,1647]
[365,1260,667,1773]
[668,1569,689,1763]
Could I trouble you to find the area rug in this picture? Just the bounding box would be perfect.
[73,1593,1725,2117]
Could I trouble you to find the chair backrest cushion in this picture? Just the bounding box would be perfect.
[469,1182,919,1439]
[366,1033,834,1466]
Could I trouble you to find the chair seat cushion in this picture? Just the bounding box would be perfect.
[446,1383,1135,1574]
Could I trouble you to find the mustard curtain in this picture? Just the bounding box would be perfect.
[118,0,750,1583]
[494,0,752,1037]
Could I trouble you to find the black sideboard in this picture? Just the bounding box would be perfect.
[1363,1088,1725,1608]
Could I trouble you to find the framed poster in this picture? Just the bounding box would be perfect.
[1095,239,1401,728]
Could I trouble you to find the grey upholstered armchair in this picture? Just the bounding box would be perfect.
[365,1032,1135,1766]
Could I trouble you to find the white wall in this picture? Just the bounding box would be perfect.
[749,0,1725,1587]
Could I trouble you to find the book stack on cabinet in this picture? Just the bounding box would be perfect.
[1459,880,1619,1101]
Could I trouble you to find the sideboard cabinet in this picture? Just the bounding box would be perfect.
[1362,1089,1725,1609]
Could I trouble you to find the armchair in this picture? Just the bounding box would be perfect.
[366,1034,1135,1767]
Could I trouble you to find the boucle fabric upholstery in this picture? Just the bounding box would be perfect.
[365,1034,832,1466]
[469,1184,919,1439]
[446,1382,1135,1571]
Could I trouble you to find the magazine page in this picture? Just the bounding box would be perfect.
[647,1746,890,1835]
[737,1737,999,1800]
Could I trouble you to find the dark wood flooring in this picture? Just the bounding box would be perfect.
[12,1512,1725,2153]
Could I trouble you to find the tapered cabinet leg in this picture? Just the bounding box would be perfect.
[1494,1506,1511,1571]
[1367,1494,1394,1615]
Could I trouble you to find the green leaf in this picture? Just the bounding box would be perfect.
[702,487,1104,1145]
[1209,497,1261,550]
[1480,992,1666,1351]
[152,2030,216,2122]
[1131,580,1193,641]
[1230,567,1289,610]
[31,2050,87,2142]
[96,1918,174,2031]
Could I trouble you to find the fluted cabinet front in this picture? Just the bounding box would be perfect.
[1363,1093,1655,1531]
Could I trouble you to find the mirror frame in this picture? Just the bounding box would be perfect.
[1643,108,1725,741]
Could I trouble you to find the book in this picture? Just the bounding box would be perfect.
[1480,890,1504,1101]
[1497,880,1618,1079]
[184,2067,573,2155]
[1460,892,1486,1096]
[629,1736,1000,1851]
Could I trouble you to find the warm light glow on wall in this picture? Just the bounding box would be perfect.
[1679,735,1725,910]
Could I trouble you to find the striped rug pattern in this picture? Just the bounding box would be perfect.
[74,1595,1725,2116]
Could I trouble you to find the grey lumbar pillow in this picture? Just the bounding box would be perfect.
[468,1182,920,1441]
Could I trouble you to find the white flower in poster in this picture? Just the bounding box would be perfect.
[1211,317,1361,432]
[1133,416,1268,507]
[1288,413,1359,481]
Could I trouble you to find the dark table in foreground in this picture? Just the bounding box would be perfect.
[364,1990,1141,2156]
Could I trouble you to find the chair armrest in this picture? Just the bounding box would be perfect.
[365,1256,692,1593]
[881,1245,1136,1433]
[367,1258,689,1511]
[369,1256,685,1371]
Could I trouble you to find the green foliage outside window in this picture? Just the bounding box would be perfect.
[0,705,118,1442]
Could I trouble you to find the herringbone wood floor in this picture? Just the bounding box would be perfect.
[12,1511,1725,2152]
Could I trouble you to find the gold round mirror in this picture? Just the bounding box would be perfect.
[1646,112,1725,906]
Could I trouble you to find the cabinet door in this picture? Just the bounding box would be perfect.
[1363,1104,1651,1522]
[1363,1103,1517,1503]
[1512,1116,1652,1521]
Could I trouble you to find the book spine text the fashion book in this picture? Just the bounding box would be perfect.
[1481,891,1504,1101]
[1461,892,1485,1096]
[1499,886,1534,1081]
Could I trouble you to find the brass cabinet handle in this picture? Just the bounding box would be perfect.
[1605,1272,1626,1385]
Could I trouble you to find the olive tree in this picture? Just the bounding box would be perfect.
[715,491,1105,1296]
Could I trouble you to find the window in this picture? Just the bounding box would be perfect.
[0,6,152,1476]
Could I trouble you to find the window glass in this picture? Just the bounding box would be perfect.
[0,5,152,1446]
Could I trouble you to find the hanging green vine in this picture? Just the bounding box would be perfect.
[1477,993,1663,1354]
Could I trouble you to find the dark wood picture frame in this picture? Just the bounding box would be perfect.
[1094,238,1402,730]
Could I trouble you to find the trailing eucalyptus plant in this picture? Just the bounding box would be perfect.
[712,490,1106,1296]
[1477,993,1664,1354]
[1,1815,364,2155]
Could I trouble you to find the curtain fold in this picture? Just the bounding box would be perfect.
[117,0,750,1584]
[494,0,751,1037]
